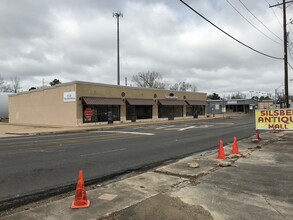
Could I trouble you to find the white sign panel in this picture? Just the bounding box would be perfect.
[215,104,220,110]
[227,100,237,104]
[64,91,76,102]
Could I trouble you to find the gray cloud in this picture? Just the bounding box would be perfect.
[0,0,291,97]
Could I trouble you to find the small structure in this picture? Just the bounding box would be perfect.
[207,99,258,115]
[0,93,13,119]
[8,81,207,126]
[258,100,275,109]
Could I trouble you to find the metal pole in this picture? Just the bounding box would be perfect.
[222,97,225,118]
[275,89,277,108]
[113,12,123,86]
[283,0,289,108]
[117,15,120,86]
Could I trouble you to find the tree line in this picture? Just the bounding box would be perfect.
[131,71,197,92]
[0,72,276,101]
[207,92,274,100]
[0,74,62,93]
[0,75,21,93]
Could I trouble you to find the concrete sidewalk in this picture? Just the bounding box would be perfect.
[1,131,292,219]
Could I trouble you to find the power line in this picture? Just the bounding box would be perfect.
[269,0,293,7]
[270,0,290,108]
[288,7,293,53]
[287,36,293,63]
[179,0,284,60]
[239,0,283,43]
[264,0,283,28]
[226,0,282,45]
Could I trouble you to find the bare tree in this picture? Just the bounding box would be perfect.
[231,92,246,99]
[0,74,13,92]
[131,71,166,89]
[10,76,21,93]
[0,75,4,91]
[170,82,197,92]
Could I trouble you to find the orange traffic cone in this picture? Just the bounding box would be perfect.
[255,130,261,141]
[217,140,226,159]
[232,136,240,154]
[71,170,90,209]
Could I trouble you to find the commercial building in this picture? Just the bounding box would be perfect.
[207,99,258,115]
[8,81,207,126]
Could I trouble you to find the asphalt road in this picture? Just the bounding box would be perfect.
[0,115,256,210]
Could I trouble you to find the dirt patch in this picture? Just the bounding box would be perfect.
[99,193,213,220]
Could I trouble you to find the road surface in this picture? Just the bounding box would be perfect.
[0,115,255,210]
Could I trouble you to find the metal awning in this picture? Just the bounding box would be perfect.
[82,97,124,105]
[158,99,187,106]
[186,100,207,106]
[127,99,156,105]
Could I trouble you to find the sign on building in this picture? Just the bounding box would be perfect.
[255,109,293,130]
[63,91,76,102]
[227,100,237,104]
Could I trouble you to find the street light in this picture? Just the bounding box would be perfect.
[113,12,123,86]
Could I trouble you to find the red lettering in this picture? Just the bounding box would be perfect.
[268,124,274,129]
[258,117,264,123]
[274,110,279,116]
[264,117,271,123]
[268,123,288,130]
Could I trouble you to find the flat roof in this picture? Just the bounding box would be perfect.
[9,81,207,96]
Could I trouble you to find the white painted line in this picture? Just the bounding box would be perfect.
[155,125,175,130]
[197,125,213,128]
[203,122,234,125]
[178,126,195,131]
[155,127,165,130]
[80,148,126,157]
[165,128,180,131]
[97,131,155,136]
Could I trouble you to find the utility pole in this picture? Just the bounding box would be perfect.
[282,0,289,108]
[113,12,123,86]
[269,1,293,108]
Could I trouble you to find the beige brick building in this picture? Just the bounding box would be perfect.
[8,81,207,126]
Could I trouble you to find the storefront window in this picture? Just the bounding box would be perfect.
[174,106,183,117]
[158,105,183,118]
[83,105,120,123]
[126,105,152,120]
[186,106,205,116]
[136,106,152,119]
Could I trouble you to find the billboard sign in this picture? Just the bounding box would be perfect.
[255,109,293,130]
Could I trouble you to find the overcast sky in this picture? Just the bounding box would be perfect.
[0,0,292,97]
